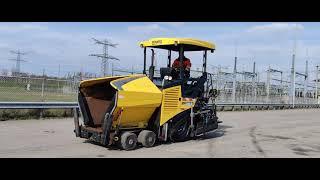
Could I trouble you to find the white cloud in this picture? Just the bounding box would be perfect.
[0,22,317,77]
[247,23,304,33]
[0,23,48,33]
[0,24,144,76]
[128,24,167,34]
[0,42,9,48]
[158,22,185,27]
[19,24,48,31]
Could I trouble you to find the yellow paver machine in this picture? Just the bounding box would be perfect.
[73,38,221,150]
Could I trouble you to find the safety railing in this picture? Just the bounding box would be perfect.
[0,102,319,110]
[215,103,320,111]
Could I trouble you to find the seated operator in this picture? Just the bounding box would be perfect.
[171,54,191,79]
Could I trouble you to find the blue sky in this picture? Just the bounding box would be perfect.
[0,22,319,81]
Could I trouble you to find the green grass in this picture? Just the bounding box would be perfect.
[0,109,74,120]
[0,86,77,102]
[0,80,78,119]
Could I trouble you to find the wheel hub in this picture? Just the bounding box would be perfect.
[128,139,133,145]
[148,137,153,142]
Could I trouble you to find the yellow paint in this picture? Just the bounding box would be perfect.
[121,76,162,93]
[79,75,128,88]
[79,73,198,130]
[112,106,156,129]
[140,37,215,50]
[110,75,163,129]
[180,98,197,109]
[159,85,196,126]
[109,74,144,90]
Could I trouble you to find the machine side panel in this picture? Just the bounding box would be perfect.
[110,75,163,129]
[160,85,197,126]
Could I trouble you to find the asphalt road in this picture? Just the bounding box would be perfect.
[0,109,320,158]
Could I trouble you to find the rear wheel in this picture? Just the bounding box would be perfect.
[120,132,137,151]
[138,130,156,148]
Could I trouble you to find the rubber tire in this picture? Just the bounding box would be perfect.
[138,130,156,148]
[169,114,190,142]
[120,132,137,151]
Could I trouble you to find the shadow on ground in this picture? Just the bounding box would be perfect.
[82,124,232,153]
[196,124,233,157]
[82,138,163,151]
[196,124,232,140]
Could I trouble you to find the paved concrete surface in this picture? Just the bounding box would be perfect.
[0,109,320,158]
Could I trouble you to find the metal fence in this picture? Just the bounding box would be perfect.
[0,75,78,102]
[0,66,319,105]
[110,67,319,105]
[212,70,319,105]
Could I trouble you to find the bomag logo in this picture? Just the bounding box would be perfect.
[152,40,162,45]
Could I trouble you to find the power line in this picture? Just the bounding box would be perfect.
[89,38,119,77]
[8,50,28,75]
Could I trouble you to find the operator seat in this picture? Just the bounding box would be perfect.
[183,73,207,98]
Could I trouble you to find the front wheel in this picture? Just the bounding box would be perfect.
[120,132,137,151]
[138,130,156,148]
[169,113,191,142]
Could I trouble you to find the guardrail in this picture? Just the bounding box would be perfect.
[215,103,320,111]
[0,102,319,110]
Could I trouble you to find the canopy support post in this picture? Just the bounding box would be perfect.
[168,50,171,68]
[203,50,207,73]
[179,46,184,79]
[143,47,146,75]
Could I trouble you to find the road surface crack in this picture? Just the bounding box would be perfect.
[249,126,266,157]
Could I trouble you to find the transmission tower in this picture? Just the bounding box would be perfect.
[8,50,28,75]
[89,38,119,77]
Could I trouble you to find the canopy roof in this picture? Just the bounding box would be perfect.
[139,38,215,51]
